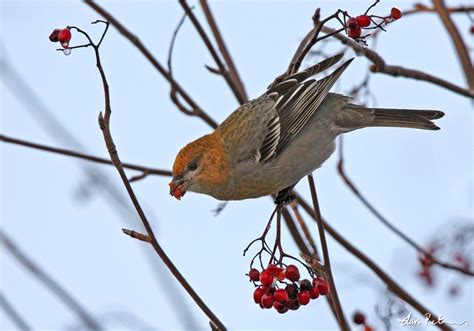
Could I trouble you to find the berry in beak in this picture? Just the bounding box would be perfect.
[169,177,187,200]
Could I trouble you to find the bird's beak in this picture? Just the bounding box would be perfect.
[169,176,187,200]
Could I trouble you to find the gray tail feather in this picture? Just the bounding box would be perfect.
[339,105,445,131]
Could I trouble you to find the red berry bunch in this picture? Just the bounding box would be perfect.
[346,15,370,39]
[49,27,72,48]
[417,248,436,287]
[345,7,402,40]
[248,264,329,313]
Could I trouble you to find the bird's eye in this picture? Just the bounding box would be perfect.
[188,162,198,171]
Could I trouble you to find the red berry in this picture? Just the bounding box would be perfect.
[300,279,312,291]
[261,293,274,309]
[267,264,284,279]
[58,28,72,48]
[348,27,362,39]
[353,311,366,325]
[418,254,433,268]
[266,263,279,272]
[285,264,300,282]
[58,28,71,43]
[248,268,260,282]
[273,302,289,314]
[49,29,61,42]
[297,291,311,305]
[267,286,276,295]
[273,289,289,303]
[356,15,370,27]
[309,286,320,299]
[318,279,330,295]
[285,284,298,299]
[253,287,266,304]
[312,277,319,287]
[287,299,300,310]
[347,17,358,29]
[260,269,273,286]
[470,26,474,34]
[419,269,434,286]
[391,7,402,20]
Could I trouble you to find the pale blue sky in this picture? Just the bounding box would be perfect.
[1,1,473,330]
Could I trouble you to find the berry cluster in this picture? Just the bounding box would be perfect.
[49,27,72,48]
[418,251,435,286]
[249,264,329,314]
[345,7,402,40]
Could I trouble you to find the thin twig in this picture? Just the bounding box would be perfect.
[0,134,172,177]
[290,202,319,255]
[280,207,340,325]
[3,39,200,329]
[167,8,189,79]
[199,0,248,102]
[307,175,349,330]
[288,10,345,75]
[337,138,474,276]
[0,294,31,331]
[83,0,218,128]
[433,0,474,91]
[178,0,247,105]
[403,4,474,16]
[0,231,102,330]
[129,170,151,182]
[80,21,226,330]
[321,26,474,99]
[122,228,152,243]
[295,195,452,331]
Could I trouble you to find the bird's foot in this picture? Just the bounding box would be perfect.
[274,188,296,206]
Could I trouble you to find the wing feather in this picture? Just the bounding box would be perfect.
[258,55,353,163]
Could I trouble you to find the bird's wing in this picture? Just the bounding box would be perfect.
[217,54,353,165]
[259,54,353,163]
[217,95,278,164]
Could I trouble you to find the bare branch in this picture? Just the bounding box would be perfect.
[295,195,453,331]
[321,26,474,99]
[0,134,172,177]
[280,207,341,325]
[199,0,248,102]
[307,175,349,330]
[83,0,218,128]
[178,0,247,105]
[77,21,227,330]
[122,228,152,243]
[404,4,474,16]
[0,294,31,331]
[433,0,474,91]
[129,170,151,182]
[337,138,474,277]
[290,202,319,255]
[0,231,102,330]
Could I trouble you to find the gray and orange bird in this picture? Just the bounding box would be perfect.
[169,54,444,202]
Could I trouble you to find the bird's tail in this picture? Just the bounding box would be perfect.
[337,105,445,131]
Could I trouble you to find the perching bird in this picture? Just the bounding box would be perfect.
[169,53,444,202]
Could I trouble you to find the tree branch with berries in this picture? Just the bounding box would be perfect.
[18,0,470,330]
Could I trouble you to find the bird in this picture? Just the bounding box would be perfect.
[169,53,444,203]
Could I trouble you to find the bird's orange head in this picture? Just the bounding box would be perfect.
[169,133,230,200]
